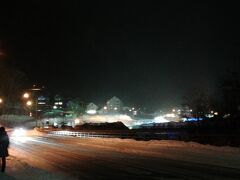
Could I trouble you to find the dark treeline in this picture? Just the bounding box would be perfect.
[0,62,29,115]
[182,70,240,118]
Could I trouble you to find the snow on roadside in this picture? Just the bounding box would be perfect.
[71,138,240,169]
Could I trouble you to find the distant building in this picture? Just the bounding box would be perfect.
[98,107,108,114]
[106,96,123,113]
[53,95,64,109]
[37,95,51,112]
[86,102,98,114]
[27,85,51,117]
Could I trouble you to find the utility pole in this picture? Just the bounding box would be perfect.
[35,98,38,127]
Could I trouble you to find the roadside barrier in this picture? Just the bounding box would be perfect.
[49,130,132,139]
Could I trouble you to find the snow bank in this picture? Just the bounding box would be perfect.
[72,138,240,169]
[82,114,134,127]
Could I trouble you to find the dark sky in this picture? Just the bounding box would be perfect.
[0,1,240,110]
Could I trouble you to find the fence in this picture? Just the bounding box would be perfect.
[49,130,133,139]
[48,130,181,140]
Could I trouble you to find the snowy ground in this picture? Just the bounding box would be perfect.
[0,130,240,179]
[1,156,68,180]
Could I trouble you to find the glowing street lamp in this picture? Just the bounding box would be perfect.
[0,98,3,104]
[23,93,30,99]
[23,91,39,127]
[75,118,80,124]
[26,100,32,106]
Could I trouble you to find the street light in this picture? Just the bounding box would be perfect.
[23,93,30,99]
[26,100,32,106]
[22,91,39,127]
[0,98,3,115]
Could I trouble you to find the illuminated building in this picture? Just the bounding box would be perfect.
[53,95,64,109]
[86,102,98,114]
[106,96,123,113]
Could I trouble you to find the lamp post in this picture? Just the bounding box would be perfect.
[26,100,32,106]
[35,98,38,127]
[23,92,38,127]
[23,93,30,99]
[0,98,3,115]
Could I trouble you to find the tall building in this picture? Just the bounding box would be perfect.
[25,85,51,117]
[53,95,64,109]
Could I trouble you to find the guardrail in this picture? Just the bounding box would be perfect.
[48,130,182,140]
[49,131,132,139]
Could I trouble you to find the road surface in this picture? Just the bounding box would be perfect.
[8,134,240,180]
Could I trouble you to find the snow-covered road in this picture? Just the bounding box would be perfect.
[2,134,240,179]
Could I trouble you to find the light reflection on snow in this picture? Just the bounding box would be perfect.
[10,137,33,143]
[154,116,170,123]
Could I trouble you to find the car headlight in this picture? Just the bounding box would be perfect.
[12,128,26,137]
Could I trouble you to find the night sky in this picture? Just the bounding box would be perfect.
[0,1,240,110]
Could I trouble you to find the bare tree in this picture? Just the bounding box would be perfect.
[0,66,28,114]
[182,84,212,118]
[220,71,240,115]
[66,99,85,116]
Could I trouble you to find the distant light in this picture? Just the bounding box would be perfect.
[177,109,181,112]
[23,93,30,99]
[29,112,32,117]
[12,128,26,137]
[75,119,80,124]
[103,106,107,110]
[114,107,118,110]
[31,88,41,91]
[87,110,97,114]
[211,111,214,114]
[38,102,46,105]
[183,118,203,122]
[154,116,170,123]
[190,109,193,112]
[206,114,214,118]
[129,109,132,112]
[0,98,3,103]
[53,105,57,109]
[172,109,176,112]
[165,113,176,118]
[214,112,218,116]
[59,102,63,105]
[132,107,135,110]
[133,111,137,115]
[54,122,58,127]
[26,100,32,106]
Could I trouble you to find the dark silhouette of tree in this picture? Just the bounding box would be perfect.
[182,84,213,118]
[220,71,240,115]
[0,66,28,114]
[66,99,85,116]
